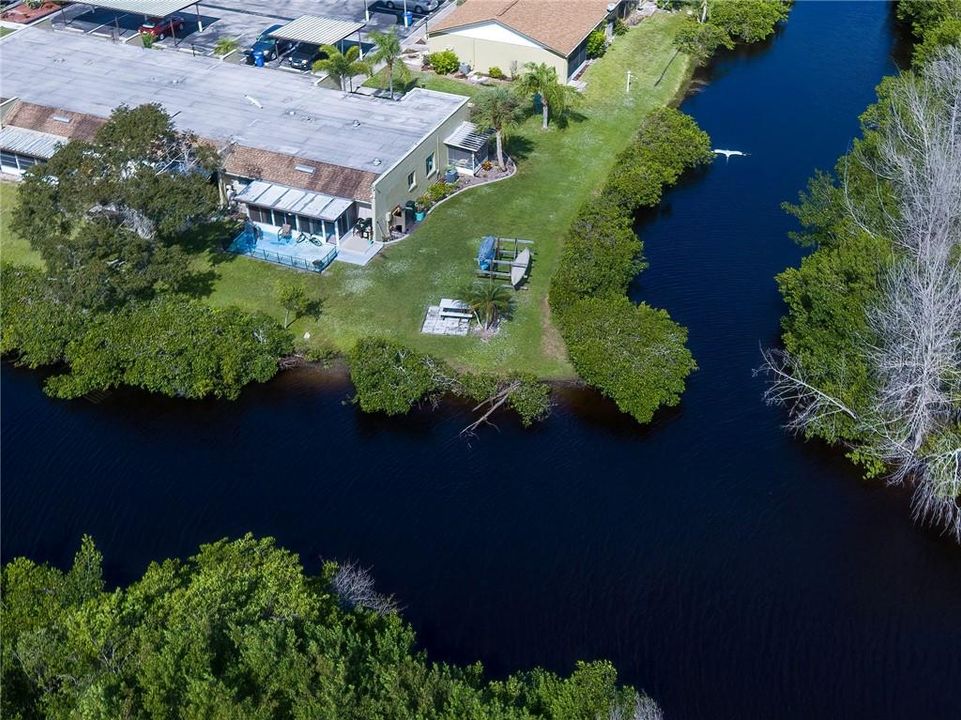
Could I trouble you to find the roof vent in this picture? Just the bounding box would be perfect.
[352,119,361,127]
[52,114,71,124]
[372,158,382,166]
[294,164,315,174]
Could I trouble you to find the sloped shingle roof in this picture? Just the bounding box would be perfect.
[431,0,615,57]
[3,100,107,142]
[223,146,378,203]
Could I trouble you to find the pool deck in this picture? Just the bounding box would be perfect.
[336,232,381,266]
[228,222,381,271]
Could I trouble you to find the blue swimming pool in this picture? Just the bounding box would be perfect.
[227,223,337,272]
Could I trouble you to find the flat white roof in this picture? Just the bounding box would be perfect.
[0,29,467,174]
[76,0,198,18]
[270,15,365,47]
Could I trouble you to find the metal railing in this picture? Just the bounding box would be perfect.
[228,232,337,273]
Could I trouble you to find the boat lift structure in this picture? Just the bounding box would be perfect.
[476,236,533,288]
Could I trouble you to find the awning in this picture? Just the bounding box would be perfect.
[444,122,491,153]
[75,0,198,17]
[269,15,365,47]
[235,180,353,221]
[0,125,66,159]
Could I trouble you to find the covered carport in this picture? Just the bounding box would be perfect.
[268,15,366,55]
[55,0,206,41]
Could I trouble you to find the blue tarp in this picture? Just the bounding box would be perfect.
[477,235,496,271]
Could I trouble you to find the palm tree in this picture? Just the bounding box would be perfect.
[471,86,523,170]
[463,280,514,331]
[516,62,579,130]
[213,37,239,56]
[313,45,371,95]
[368,28,410,99]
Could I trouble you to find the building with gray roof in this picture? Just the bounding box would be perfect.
[0,28,472,243]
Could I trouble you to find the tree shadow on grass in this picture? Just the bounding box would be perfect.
[505,135,534,162]
[555,108,588,129]
[173,269,219,298]
[303,296,325,323]
[177,219,241,252]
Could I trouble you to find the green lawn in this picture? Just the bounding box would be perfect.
[0,182,44,268]
[0,15,691,378]
[212,14,690,378]
[363,67,480,97]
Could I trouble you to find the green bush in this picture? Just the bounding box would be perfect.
[417,181,456,211]
[613,18,629,36]
[560,296,696,423]
[674,17,735,67]
[550,198,644,309]
[897,0,961,36]
[586,29,608,59]
[708,0,790,43]
[506,374,552,427]
[913,17,961,67]
[45,297,292,400]
[1,535,659,719]
[426,49,459,75]
[213,37,239,56]
[549,107,712,423]
[552,108,711,310]
[0,264,85,368]
[487,65,506,79]
[348,337,438,414]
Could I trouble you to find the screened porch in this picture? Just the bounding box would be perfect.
[444,122,492,174]
[234,180,357,242]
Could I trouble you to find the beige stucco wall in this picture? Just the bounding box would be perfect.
[371,101,470,242]
[427,32,567,80]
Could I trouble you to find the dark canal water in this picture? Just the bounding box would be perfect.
[3,2,960,718]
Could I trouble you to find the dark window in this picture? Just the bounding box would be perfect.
[0,151,20,169]
[247,205,271,224]
[425,152,435,176]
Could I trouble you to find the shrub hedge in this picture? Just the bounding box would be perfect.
[549,108,712,422]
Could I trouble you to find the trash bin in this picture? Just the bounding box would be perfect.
[403,10,413,26]
[253,51,265,67]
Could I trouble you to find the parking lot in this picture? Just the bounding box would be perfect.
[44,0,450,57]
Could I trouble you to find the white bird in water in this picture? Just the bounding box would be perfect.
[713,149,749,160]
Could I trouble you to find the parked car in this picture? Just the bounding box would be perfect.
[287,44,327,71]
[242,24,294,64]
[138,15,184,40]
[383,0,441,14]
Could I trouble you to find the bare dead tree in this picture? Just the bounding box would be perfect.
[330,561,399,615]
[460,379,525,437]
[761,46,961,540]
[608,692,664,720]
